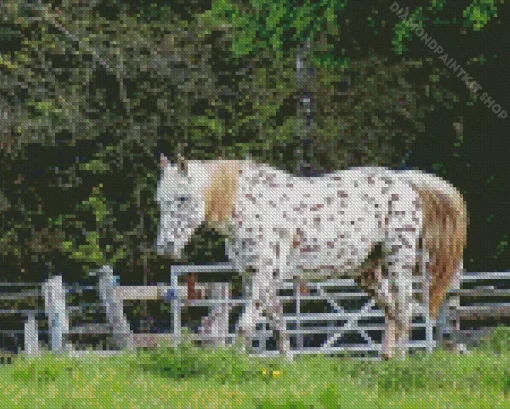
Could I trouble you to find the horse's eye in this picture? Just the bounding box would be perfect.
[177,196,189,203]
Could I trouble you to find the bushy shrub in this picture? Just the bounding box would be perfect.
[478,326,510,354]
[136,341,260,383]
[11,355,74,382]
[377,361,427,392]
[253,394,316,409]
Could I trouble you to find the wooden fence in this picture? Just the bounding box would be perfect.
[0,282,44,357]
[437,271,510,348]
[21,262,438,358]
[2,265,510,358]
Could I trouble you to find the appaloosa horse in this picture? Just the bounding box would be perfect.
[156,156,467,360]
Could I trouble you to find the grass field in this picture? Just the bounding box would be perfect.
[1,328,510,408]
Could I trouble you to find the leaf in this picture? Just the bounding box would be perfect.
[265,3,287,32]
[79,159,110,174]
[232,15,259,57]
[463,0,498,31]
[62,241,74,252]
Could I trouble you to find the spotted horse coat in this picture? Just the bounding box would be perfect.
[156,157,467,361]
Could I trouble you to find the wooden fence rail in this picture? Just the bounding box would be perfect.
[3,266,510,358]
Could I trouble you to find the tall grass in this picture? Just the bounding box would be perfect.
[1,328,510,408]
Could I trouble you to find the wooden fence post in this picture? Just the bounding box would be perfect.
[437,260,463,348]
[295,280,303,351]
[97,265,134,352]
[43,276,69,353]
[24,311,39,356]
[436,296,449,346]
[421,249,434,353]
[208,282,230,347]
[449,261,463,346]
[171,269,181,348]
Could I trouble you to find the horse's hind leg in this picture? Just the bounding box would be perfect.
[384,251,415,360]
[374,270,398,360]
[384,201,421,359]
[359,262,397,359]
[382,317,396,360]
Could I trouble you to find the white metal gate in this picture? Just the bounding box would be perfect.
[169,262,436,358]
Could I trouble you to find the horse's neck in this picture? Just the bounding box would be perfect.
[186,161,211,191]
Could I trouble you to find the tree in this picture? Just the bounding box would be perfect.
[0,0,506,281]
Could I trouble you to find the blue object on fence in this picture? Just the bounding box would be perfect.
[163,288,178,302]
[113,275,120,286]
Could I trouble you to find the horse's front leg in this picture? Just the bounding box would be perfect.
[238,234,293,360]
[241,278,292,362]
[259,236,294,361]
[381,314,396,360]
[266,291,292,362]
[237,287,263,355]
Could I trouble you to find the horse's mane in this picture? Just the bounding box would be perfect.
[203,160,243,224]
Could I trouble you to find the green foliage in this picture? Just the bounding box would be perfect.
[61,184,124,268]
[494,235,508,259]
[0,0,506,280]
[377,358,428,392]
[204,0,348,65]
[478,327,510,354]
[3,346,510,407]
[253,394,317,409]
[429,0,448,11]
[78,159,110,175]
[136,341,258,383]
[392,7,425,55]
[11,355,75,383]
[463,0,498,31]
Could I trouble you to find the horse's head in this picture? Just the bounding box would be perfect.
[156,154,206,258]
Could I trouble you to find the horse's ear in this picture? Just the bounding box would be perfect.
[177,153,188,175]
[160,154,168,170]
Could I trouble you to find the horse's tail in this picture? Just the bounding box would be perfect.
[402,170,468,319]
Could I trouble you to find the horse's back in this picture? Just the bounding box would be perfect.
[233,163,422,279]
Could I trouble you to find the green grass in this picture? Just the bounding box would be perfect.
[2,328,510,408]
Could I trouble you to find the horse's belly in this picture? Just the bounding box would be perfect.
[231,170,389,278]
[289,237,375,280]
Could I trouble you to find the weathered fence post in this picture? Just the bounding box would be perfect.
[170,268,181,348]
[421,249,434,353]
[43,276,70,353]
[436,297,449,346]
[437,260,463,348]
[208,282,230,347]
[24,311,39,356]
[295,280,303,351]
[96,265,134,352]
[449,261,463,346]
